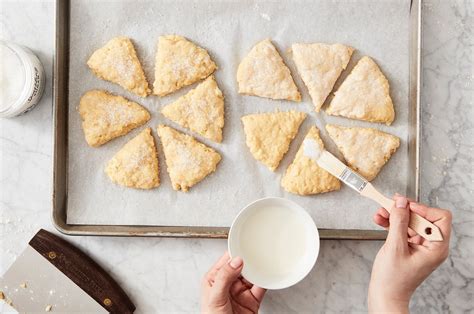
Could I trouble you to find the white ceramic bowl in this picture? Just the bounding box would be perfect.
[228,197,320,290]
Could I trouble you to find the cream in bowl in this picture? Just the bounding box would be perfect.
[228,197,320,290]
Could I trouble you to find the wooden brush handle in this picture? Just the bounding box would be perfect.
[361,183,443,242]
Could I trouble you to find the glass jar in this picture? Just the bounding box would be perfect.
[0,40,46,118]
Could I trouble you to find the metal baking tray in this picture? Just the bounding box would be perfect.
[52,0,422,239]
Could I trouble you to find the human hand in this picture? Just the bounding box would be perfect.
[201,252,266,314]
[368,195,452,313]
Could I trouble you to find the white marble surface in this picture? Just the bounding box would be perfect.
[0,0,472,313]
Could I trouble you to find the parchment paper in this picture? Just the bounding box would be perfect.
[67,0,411,229]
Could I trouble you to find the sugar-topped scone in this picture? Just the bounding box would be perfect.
[157,125,221,192]
[241,111,306,171]
[161,76,224,142]
[326,124,400,181]
[153,35,217,96]
[105,128,159,189]
[87,37,150,97]
[281,126,341,195]
[79,90,150,147]
[326,56,395,125]
[237,39,301,102]
[291,43,354,111]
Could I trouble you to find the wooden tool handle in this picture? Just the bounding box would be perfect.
[360,184,443,242]
[29,229,136,313]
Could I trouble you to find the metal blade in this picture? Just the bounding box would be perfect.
[0,246,107,313]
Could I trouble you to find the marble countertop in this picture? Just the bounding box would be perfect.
[1,1,472,312]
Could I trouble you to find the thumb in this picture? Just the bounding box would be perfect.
[211,256,243,299]
[386,195,409,252]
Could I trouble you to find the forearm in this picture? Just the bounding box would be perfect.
[368,299,408,313]
[368,289,409,314]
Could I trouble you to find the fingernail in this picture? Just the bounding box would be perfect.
[229,256,243,269]
[396,197,408,208]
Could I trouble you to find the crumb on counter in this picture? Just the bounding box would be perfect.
[45,304,52,312]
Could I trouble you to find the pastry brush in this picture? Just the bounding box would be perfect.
[304,140,443,241]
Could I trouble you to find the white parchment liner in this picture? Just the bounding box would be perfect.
[67,0,410,229]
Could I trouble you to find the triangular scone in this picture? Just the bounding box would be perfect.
[326,124,400,181]
[161,76,224,142]
[291,43,354,112]
[237,39,301,102]
[153,35,217,96]
[241,111,306,171]
[105,128,159,189]
[157,125,221,192]
[79,90,150,147]
[87,37,150,97]
[326,56,395,125]
[281,126,341,195]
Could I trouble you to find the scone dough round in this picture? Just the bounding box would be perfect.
[157,125,221,192]
[237,39,301,102]
[79,90,150,147]
[105,128,160,189]
[87,37,150,97]
[241,110,306,171]
[161,76,224,142]
[281,126,341,195]
[326,56,395,125]
[326,124,400,181]
[153,35,217,97]
[291,43,354,111]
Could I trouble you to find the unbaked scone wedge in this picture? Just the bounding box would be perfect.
[161,76,224,142]
[105,128,160,189]
[281,126,341,195]
[241,111,306,171]
[326,124,400,181]
[237,39,301,102]
[79,90,150,147]
[325,56,395,125]
[291,43,354,111]
[153,35,217,96]
[87,37,150,97]
[157,125,221,192]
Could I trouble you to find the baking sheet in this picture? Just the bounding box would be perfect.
[67,0,410,230]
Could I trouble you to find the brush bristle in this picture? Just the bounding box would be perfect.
[317,151,347,178]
